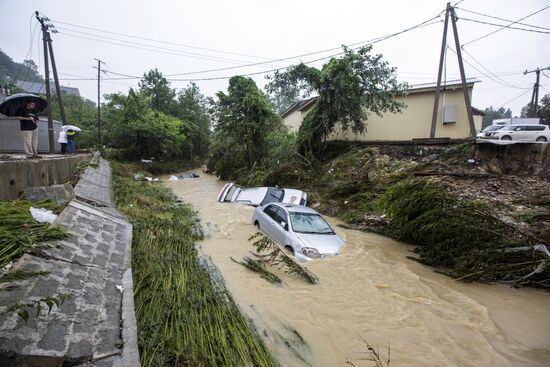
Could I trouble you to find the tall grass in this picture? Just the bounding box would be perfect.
[0,200,67,269]
[112,162,275,367]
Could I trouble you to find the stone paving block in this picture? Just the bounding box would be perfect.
[24,183,75,205]
[74,159,114,207]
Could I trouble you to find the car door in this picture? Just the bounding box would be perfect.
[260,205,279,239]
[514,126,528,141]
[270,207,290,245]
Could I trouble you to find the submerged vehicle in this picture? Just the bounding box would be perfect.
[253,203,345,261]
[217,183,307,206]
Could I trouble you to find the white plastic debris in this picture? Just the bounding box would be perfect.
[30,207,57,224]
[467,159,476,164]
[116,285,124,293]
[168,175,179,181]
[140,159,153,163]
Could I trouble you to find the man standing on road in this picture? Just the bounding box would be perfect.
[15,100,40,158]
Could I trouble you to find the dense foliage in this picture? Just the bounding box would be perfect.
[100,71,211,162]
[521,93,550,125]
[267,46,407,159]
[112,163,275,366]
[208,76,286,180]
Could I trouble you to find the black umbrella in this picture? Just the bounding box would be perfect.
[0,93,48,117]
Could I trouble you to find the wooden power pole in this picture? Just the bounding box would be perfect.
[93,59,106,146]
[36,11,67,153]
[430,3,476,139]
[524,66,550,117]
[36,12,55,153]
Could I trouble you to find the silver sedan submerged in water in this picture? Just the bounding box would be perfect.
[217,183,307,206]
[253,203,345,261]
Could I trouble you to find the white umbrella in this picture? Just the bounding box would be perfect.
[62,125,82,132]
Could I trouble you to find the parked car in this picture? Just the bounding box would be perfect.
[253,203,345,261]
[217,183,307,206]
[490,124,550,142]
[477,125,504,139]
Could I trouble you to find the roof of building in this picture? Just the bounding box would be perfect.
[281,80,480,118]
[281,96,318,118]
[16,80,81,97]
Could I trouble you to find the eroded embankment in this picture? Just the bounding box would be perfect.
[166,171,550,367]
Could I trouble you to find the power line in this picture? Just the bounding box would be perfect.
[462,5,550,47]
[48,17,280,62]
[460,47,523,89]
[459,17,550,35]
[498,89,530,108]
[13,15,37,83]
[55,13,442,80]
[456,7,550,31]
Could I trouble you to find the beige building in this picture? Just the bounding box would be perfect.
[281,82,483,141]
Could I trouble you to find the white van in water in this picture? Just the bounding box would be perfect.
[217,183,307,206]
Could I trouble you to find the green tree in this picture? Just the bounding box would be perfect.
[267,46,407,159]
[521,95,550,124]
[138,69,175,114]
[210,76,283,175]
[103,89,190,159]
[481,106,512,128]
[173,83,211,159]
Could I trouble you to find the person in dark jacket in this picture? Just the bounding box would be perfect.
[14,101,39,157]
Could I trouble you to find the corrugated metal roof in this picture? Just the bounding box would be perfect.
[15,80,81,97]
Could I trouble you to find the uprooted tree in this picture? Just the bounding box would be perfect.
[266,45,408,161]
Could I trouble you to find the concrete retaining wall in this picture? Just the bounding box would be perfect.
[0,159,140,367]
[0,154,91,200]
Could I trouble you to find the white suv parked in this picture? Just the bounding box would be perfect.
[491,124,549,142]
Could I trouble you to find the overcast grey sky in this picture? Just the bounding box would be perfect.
[1,0,549,116]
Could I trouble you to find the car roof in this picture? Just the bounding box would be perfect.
[269,202,318,214]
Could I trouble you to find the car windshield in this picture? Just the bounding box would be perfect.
[224,185,240,202]
[484,125,503,132]
[261,187,284,205]
[290,212,334,234]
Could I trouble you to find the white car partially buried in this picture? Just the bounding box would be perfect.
[253,203,345,262]
[217,183,307,206]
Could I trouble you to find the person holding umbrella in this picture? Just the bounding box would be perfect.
[0,93,48,158]
[15,100,40,157]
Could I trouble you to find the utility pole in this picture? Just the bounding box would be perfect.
[35,12,55,153]
[93,59,106,146]
[524,66,550,117]
[430,3,476,139]
[46,31,67,126]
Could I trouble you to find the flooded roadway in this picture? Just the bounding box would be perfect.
[165,172,550,367]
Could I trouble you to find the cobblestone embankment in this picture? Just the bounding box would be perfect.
[0,159,140,367]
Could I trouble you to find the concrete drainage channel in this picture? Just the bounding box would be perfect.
[0,159,140,367]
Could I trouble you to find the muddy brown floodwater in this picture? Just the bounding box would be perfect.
[165,172,550,367]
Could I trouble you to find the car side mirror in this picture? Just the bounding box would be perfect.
[280,221,287,230]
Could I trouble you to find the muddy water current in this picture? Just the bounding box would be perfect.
[165,172,550,367]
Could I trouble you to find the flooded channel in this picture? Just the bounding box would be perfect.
[165,172,550,367]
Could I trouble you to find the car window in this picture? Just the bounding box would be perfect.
[274,207,288,225]
[260,187,284,206]
[527,125,545,131]
[263,205,278,220]
[290,212,334,234]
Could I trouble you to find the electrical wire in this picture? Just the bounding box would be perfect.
[447,47,526,89]
[57,15,443,82]
[497,89,531,108]
[459,17,550,35]
[456,7,550,31]
[460,47,522,89]
[13,15,37,83]
[462,5,550,47]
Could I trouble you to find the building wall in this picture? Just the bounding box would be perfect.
[283,86,481,141]
[284,109,304,132]
[0,117,62,153]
